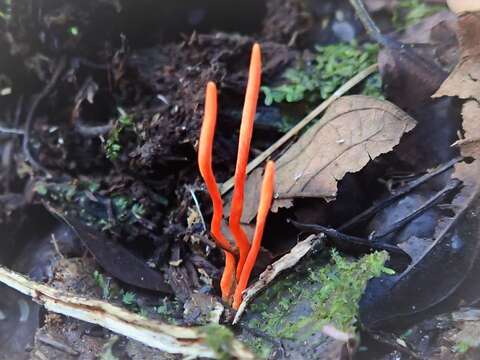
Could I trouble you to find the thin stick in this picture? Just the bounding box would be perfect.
[348,0,386,45]
[220,63,379,195]
[372,179,461,240]
[288,219,409,259]
[23,57,66,175]
[186,185,207,232]
[339,157,461,231]
[0,126,24,135]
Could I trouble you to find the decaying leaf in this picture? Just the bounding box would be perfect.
[241,95,416,221]
[44,203,172,294]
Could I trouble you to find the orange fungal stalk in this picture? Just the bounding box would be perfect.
[229,43,262,279]
[198,81,236,300]
[233,161,275,309]
[198,43,275,307]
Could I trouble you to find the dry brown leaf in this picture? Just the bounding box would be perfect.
[434,13,480,185]
[434,13,480,100]
[236,95,416,222]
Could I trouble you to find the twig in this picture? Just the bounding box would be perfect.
[220,63,379,195]
[3,96,23,192]
[371,179,461,240]
[36,333,79,356]
[348,0,386,45]
[186,185,207,232]
[0,265,256,358]
[50,234,65,259]
[339,157,461,232]
[288,219,409,259]
[22,57,66,175]
[74,121,113,137]
[0,126,24,135]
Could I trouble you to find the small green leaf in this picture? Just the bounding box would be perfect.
[122,291,136,305]
[382,267,396,275]
[69,26,79,36]
[34,183,48,196]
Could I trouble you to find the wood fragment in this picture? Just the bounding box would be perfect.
[0,265,255,359]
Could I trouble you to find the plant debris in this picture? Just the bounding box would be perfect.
[238,95,416,219]
[2,0,480,358]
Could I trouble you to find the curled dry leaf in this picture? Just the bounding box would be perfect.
[237,95,416,222]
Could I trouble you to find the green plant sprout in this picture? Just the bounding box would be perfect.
[105,108,134,160]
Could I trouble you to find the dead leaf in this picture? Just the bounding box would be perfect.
[398,10,459,70]
[237,95,416,222]
[44,203,172,294]
[434,12,480,188]
[434,12,480,100]
[377,10,459,112]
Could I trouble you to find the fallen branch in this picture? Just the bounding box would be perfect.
[233,234,324,324]
[0,265,255,359]
[220,63,379,195]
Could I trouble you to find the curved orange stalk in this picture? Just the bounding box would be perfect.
[233,160,275,309]
[229,43,262,279]
[198,81,236,300]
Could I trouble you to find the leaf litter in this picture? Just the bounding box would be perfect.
[2,0,480,359]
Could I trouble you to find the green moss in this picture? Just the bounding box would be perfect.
[455,340,472,354]
[93,270,111,299]
[393,0,446,29]
[201,324,235,360]
[261,42,381,109]
[293,250,390,334]
[247,250,392,340]
[244,337,272,359]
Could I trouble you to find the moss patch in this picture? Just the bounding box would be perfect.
[261,42,381,109]
[201,324,235,360]
[245,250,392,343]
